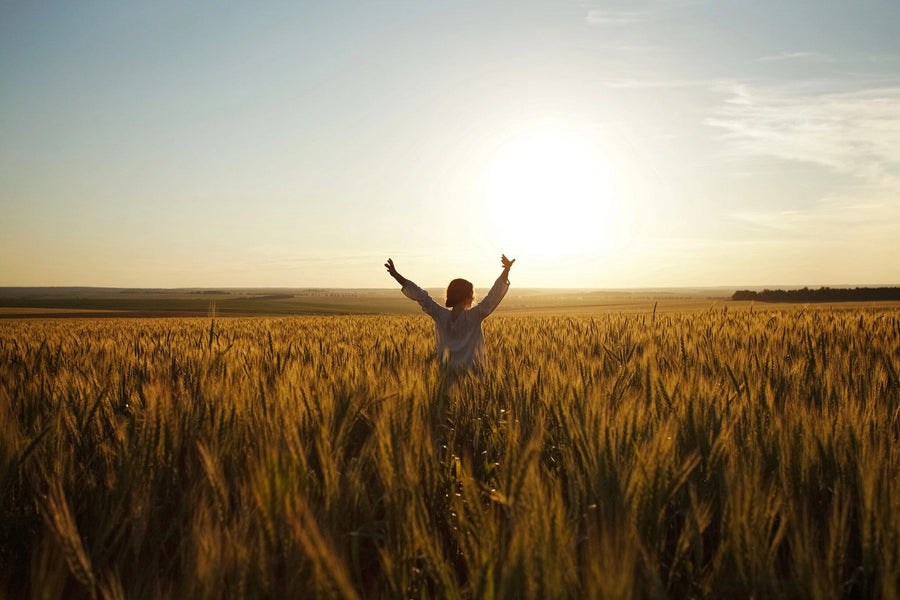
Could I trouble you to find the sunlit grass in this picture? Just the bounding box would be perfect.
[1,309,899,598]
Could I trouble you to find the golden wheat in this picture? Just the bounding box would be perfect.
[0,309,898,599]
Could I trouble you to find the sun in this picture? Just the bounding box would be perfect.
[482,124,617,259]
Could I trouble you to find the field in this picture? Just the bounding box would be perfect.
[0,287,738,318]
[2,307,899,599]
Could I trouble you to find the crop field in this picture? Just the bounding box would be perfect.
[2,309,899,599]
[0,287,738,318]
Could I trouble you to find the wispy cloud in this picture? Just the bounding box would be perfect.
[581,0,691,26]
[602,78,716,89]
[754,51,834,63]
[706,83,900,186]
[726,200,900,241]
[585,8,653,26]
[705,82,900,253]
[867,53,900,65]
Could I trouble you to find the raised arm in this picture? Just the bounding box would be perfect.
[386,258,444,319]
[472,254,515,319]
[384,258,407,286]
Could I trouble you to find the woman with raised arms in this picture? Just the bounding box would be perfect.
[385,255,515,369]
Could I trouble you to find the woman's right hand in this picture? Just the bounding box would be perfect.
[385,258,407,285]
[385,258,399,278]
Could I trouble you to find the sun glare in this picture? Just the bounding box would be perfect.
[482,124,617,259]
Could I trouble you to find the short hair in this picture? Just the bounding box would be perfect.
[445,278,474,308]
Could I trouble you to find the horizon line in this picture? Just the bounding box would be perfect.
[3,283,900,292]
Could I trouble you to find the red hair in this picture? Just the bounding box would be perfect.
[445,278,474,308]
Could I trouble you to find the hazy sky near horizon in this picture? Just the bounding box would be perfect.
[2,1,899,288]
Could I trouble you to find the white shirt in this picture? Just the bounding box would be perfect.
[402,276,510,368]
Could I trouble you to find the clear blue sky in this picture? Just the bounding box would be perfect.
[2,1,899,288]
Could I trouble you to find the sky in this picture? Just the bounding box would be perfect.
[2,0,899,289]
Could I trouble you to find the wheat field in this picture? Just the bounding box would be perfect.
[1,309,899,599]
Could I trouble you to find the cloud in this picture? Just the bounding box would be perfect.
[868,54,900,65]
[706,83,900,186]
[581,0,691,26]
[726,200,900,241]
[705,81,900,261]
[585,8,653,26]
[602,78,715,89]
[754,51,834,63]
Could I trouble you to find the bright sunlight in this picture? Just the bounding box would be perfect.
[482,124,617,259]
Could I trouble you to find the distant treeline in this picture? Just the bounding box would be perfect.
[732,287,900,303]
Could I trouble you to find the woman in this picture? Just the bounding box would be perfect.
[385,255,515,369]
